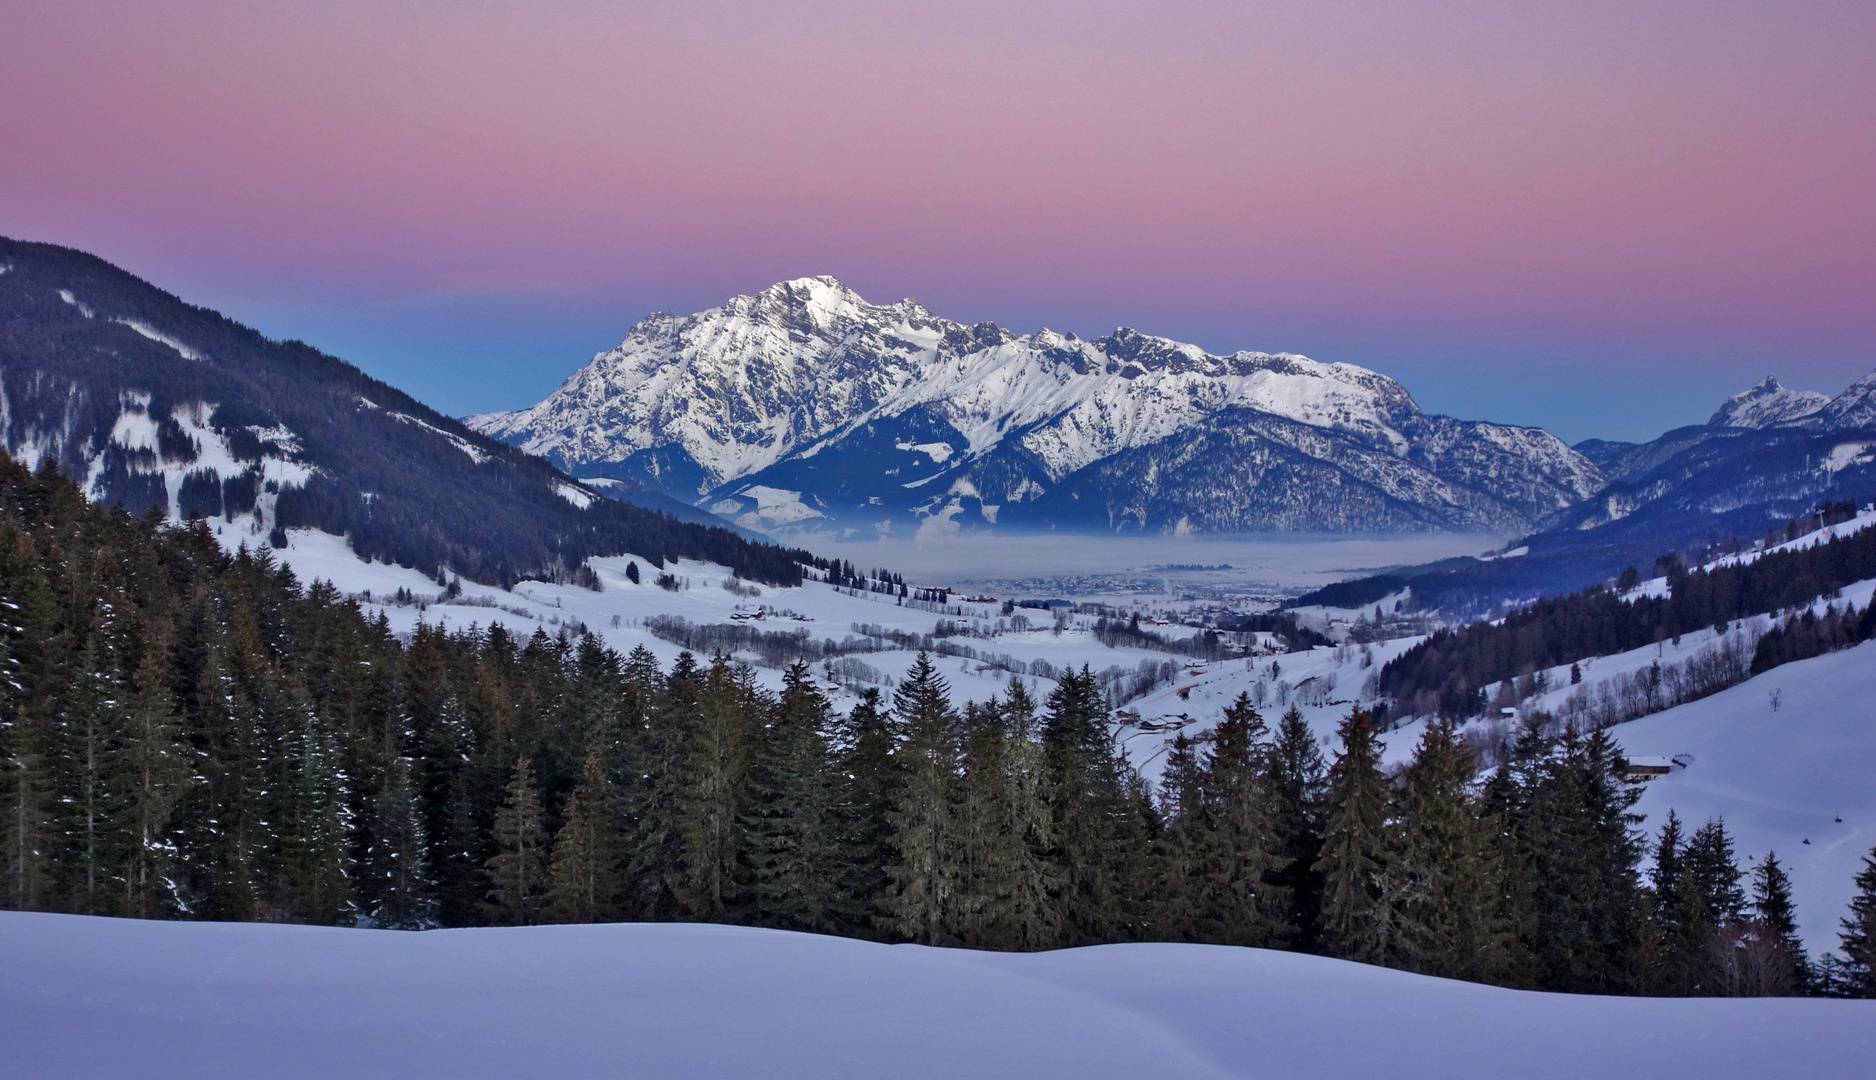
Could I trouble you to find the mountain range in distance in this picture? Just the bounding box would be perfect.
[3,238,1871,612]
[470,277,1876,558]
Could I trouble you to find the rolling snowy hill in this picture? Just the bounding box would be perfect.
[3,912,1870,1079]
[468,277,1605,538]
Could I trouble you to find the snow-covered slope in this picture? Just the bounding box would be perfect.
[1620,641,1876,952]
[470,277,1604,537]
[4,913,1869,1079]
[1709,375,1831,429]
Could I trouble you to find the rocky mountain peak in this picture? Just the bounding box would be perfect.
[1708,375,1831,429]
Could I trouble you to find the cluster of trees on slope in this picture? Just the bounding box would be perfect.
[0,238,809,587]
[2,454,1874,997]
[1379,506,1876,719]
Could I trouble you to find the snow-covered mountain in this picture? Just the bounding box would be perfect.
[470,277,1605,537]
[0,238,803,586]
[1708,375,1832,429]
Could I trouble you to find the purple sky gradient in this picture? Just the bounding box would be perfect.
[3,0,1872,442]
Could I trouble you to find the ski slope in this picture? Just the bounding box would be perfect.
[2,912,1869,1080]
[1621,640,1876,952]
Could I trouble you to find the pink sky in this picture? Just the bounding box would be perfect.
[3,0,1872,439]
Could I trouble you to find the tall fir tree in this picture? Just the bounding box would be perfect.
[883,653,959,944]
[1266,705,1326,950]
[1042,665,1138,944]
[546,754,622,924]
[1314,707,1392,964]
[1839,843,1876,997]
[370,755,436,929]
[1195,694,1286,947]
[1749,850,1808,992]
[742,662,837,931]
[484,755,547,925]
[828,686,898,936]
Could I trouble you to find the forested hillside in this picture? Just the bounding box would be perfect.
[0,238,808,586]
[3,454,1870,997]
[1379,502,1876,718]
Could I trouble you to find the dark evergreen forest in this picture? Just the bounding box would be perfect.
[3,453,1873,997]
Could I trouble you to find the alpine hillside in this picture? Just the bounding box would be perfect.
[0,238,810,586]
[469,277,1606,538]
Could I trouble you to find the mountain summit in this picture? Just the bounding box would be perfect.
[1708,376,1832,429]
[470,278,1605,537]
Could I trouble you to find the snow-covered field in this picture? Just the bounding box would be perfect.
[3,912,1870,1079]
[1620,640,1876,952]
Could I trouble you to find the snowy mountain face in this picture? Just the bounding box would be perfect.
[1708,375,1831,429]
[0,238,804,587]
[470,278,1605,537]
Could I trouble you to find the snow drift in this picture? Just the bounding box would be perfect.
[3,912,1870,1079]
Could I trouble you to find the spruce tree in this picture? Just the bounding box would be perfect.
[829,686,897,935]
[1196,694,1285,947]
[742,661,837,931]
[1685,817,1747,926]
[1152,732,1207,942]
[1523,728,1644,993]
[1840,843,1876,997]
[883,653,959,944]
[1391,719,1514,982]
[484,755,547,925]
[117,642,186,918]
[1042,665,1136,944]
[1314,706,1392,964]
[670,656,757,920]
[1749,850,1807,991]
[1267,705,1326,949]
[370,755,436,929]
[995,679,1059,950]
[546,754,622,923]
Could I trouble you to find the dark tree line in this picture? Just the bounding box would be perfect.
[3,453,1874,997]
[1380,509,1876,718]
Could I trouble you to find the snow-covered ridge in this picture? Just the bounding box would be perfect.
[468,277,1605,536]
[470,277,1428,489]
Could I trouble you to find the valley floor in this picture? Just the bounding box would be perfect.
[3,912,1870,1079]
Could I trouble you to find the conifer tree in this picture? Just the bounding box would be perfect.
[118,642,186,918]
[485,755,547,925]
[994,679,1059,950]
[1523,728,1644,993]
[1390,719,1514,982]
[1685,817,1746,926]
[829,686,897,935]
[1314,706,1391,964]
[1042,665,1136,944]
[546,754,622,923]
[1749,850,1808,990]
[1152,732,1207,942]
[370,755,436,929]
[1267,705,1326,949]
[883,653,959,944]
[1196,694,1285,947]
[1840,843,1876,997]
[287,704,354,925]
[742,661,837,931]
[670,656,757,920]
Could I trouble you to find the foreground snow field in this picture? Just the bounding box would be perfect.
[3,914,1870,1080]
